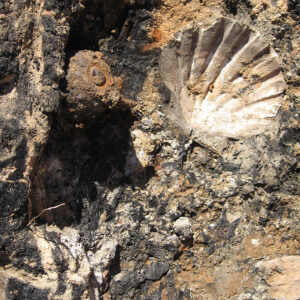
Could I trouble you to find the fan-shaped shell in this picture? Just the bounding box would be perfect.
[159,18,286,139]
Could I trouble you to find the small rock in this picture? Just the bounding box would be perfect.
[162,234,180,253]
[258,217,269,226]
[167,209,182,221]
[124,129,157,184]
[112,271,141,295]
[241,183,255,195]
[144,261,169,281]
[66,50,135,122]
[173,217,193,240]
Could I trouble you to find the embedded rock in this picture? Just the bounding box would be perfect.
[124,128,157,184]
[144,261,169,281]
[88,239,118,288]
[173,217,193,241]
[66,50,134,122]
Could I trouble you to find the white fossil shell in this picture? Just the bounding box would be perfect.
[159,18,286,139]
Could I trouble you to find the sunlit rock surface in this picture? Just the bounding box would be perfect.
[0,0,299,299]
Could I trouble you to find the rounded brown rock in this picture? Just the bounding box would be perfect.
[66,50,129,122]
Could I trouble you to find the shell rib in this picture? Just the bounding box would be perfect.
[159,18,286,138]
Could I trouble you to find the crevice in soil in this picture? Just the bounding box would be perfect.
[28,103,142,227]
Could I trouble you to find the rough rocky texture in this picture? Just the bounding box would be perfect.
[0,0,299,299]
[257,256,300,300]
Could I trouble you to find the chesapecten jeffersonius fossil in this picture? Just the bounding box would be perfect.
[159,17,286,145]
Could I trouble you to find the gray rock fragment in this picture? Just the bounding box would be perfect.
[112,271,142,296]
[144,261,169,281]
[173,217,193,240]
[88,239,118,288]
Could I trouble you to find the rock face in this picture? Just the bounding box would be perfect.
[0,0,299,299]
[257,256,300,300]
[173,216,193,242]
[160,17,286,139]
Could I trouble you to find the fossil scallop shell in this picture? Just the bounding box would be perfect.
[159,18,286,139]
